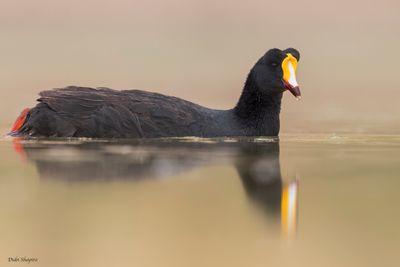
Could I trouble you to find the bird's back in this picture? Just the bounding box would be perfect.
[16,86,216,138]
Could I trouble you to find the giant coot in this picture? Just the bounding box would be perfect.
[10,48,300,138]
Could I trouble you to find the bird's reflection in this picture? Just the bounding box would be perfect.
[14,138,298,237]
[235,142,298,238]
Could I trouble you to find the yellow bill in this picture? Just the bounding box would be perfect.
[282,53,301,100]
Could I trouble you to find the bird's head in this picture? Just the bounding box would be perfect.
[252,48,301,100]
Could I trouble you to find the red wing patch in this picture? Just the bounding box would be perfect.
[11,108,30,132]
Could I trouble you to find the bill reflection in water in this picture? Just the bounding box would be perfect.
[236,143,299,238]
[14,139,299,238]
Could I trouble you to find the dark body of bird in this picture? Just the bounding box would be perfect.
[11,48,300,138]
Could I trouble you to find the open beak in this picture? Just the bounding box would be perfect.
[282,53,301,100]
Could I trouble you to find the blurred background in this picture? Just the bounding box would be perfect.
[1,0,400,133]
[2,2,400,266]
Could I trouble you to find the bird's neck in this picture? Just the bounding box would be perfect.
[233,72,283,125]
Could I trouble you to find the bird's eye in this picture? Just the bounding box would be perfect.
[270,62,278,67]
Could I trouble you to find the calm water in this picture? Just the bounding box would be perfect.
[0,134,399,267]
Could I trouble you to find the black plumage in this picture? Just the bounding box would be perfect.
[11,48,300,138]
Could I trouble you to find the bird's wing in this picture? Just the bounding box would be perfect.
[38,86,209,138]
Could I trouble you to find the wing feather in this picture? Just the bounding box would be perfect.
[36,86,210,138]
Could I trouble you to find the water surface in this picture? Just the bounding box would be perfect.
[1,135,399,267]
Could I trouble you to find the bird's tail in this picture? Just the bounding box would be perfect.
[9,108,31,136]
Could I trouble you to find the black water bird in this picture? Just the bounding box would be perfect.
[9,48,300,138]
